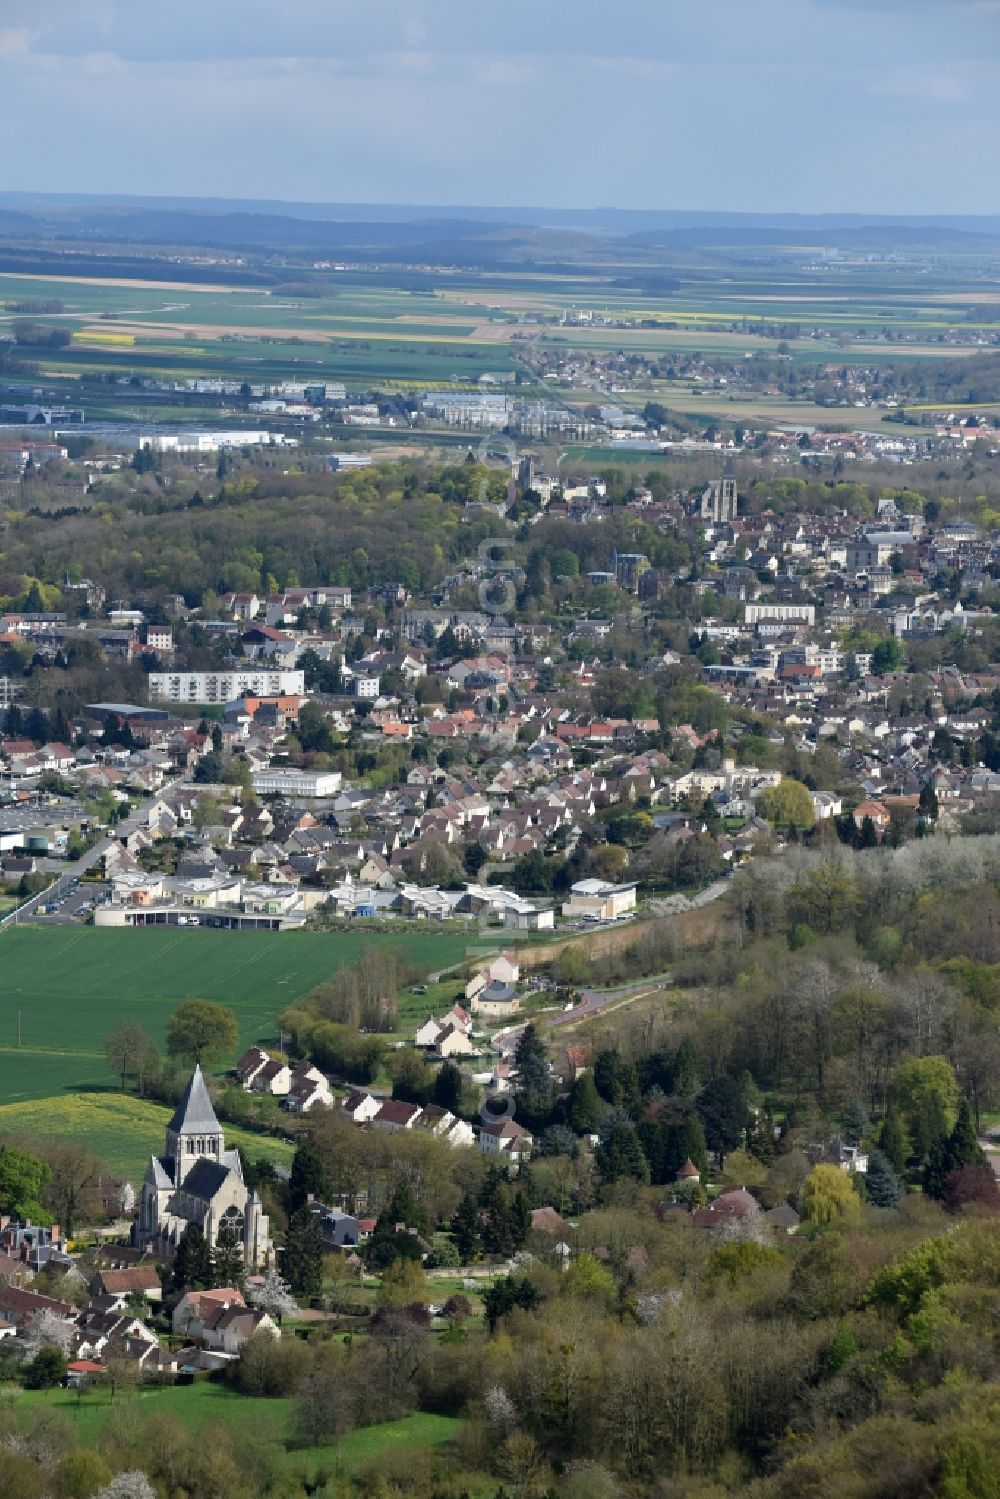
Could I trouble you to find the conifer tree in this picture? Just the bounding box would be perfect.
[283,1206,324,1299]
[212,1222,245,1291]
[568,1071,605,1133]
[864,1148,903,1209]
[879,1106,909,1177]
[451,1193,481,1263]
[842,1097,871,1146]
[172,1223,211,1292]
[595,1110,650,1185]
[948,1097,985,1173]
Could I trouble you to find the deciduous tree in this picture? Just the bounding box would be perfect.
[166,998,238,1066]
[800,1163,862,1226]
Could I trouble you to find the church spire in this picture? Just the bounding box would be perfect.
[167,1063,221,1137]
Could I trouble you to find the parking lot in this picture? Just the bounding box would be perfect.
[31,880,109,924]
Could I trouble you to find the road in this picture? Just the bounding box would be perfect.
[0,777,184,929]
[494,975,673,1051]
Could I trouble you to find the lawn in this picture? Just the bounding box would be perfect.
[0,1093,295,1181]
[0,926,478,1100]
[16,1383,460,1480]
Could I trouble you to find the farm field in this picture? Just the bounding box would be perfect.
[16,1384,461,1482]
[0,926,481,1101]
[0,1092,295,1181]
[5,262,997,401]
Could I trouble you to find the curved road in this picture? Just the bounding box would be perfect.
[494,974,673,1052]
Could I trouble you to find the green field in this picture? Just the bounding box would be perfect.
[4,257,994,410]
[16,1383,460,1481]
[0,1093,294,1181]
[0,926,478,1101]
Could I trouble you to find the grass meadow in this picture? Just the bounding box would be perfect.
[0,1092,295,1181]
[0,925,477,1101]
[16,1384,461,1481]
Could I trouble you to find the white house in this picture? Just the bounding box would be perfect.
[810,790,843,820]
[488,952,521,986]
[414,1018,444,1049]
[286,1062,333,1113]
[418,1106,475,1148]
[248,1059,292,1097]
[478,1118,533,1162]
[341,1090,380,1124]
[437,1024,475,1058]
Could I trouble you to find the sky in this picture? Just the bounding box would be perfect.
[2,0,1000,214]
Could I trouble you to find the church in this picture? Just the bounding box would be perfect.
[135,1064,272,1268]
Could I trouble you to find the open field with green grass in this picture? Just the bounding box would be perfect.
[16,1383,461,1481]
[0,926,481,1100]
[6,259,998,406]
[0,1092,294,1181]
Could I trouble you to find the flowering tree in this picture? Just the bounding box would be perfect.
[246,1268,298,1324]
[96,1473,157,1499]
[21,1309,72,1359]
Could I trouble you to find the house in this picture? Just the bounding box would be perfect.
[530,1206,569,1237]
[0,1285,77,1333]
[0,1252,33,1288]
[552,1044,592,1084]
[478,1118,533,1162]
[818,1137,870,1174]
[74,1308,159,1361]
[436,1023,476,1058]
[417,1105,476,1148]
[439,1003,472,1033]
[342,1089,381,1125]
[200,1303,279,1354]
[248,1058,292,1097]
[852,800,891,838]
[488,952,521,986]
[504,901,555,932]
[810,790,843,820]
[90,1266,163,1304]
[286,1062,333,1113]
[471,981,520,1020]
[371,1099,423,1133]
[762,1204,801,1235]
[235,1046,271,1089]
[691,1187,760,1229]
[414,1017,444,1048]
[309,1203,363,1249]
[465,951,521,1002]
[172,1287,246,1338]
[0,1220,70,1273]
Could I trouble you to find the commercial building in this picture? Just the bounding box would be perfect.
[562,879,638,922]
[420,392,512,429]
[148,670,305,705]
[135,431,293,454]
[745,604,816,627]
[250,768,342,798]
